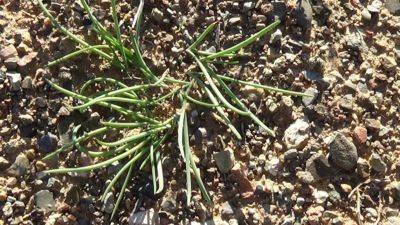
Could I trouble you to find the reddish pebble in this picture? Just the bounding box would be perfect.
[353,126,367,145]
[231,163,254,199]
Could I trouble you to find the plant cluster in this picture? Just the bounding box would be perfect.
[37,0,310,219]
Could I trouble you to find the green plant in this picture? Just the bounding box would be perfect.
[37,0,311,219]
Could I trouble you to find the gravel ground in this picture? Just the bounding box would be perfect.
[1,0,400,225]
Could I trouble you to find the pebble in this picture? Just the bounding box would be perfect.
[0,45,18,70]
[46,177,62,191]
[265,158,280,176]
[65,185,80,206]
[129,209,159,225]
[284,149,298,160]
[284,119,310,149]
[152,8,164,23]
[0,190,7,202]
[269,29,282,44]
[273,0,287,20]
[221,201,234,217]
[7,153,30,177]
[365,119,381,130]
[214,148,235,174]
[102,192,114,214]
[356,158,370,178]
[35,97,47,108]
[231,163,254,199]
[302,88,318,106]
[19,114,34,125]
[338,94,354,111]
[6,72,21,91]
[38,133,58,153]
[361,8,372,21]
[294,0,313,29]
[0,156,10,169]
[313,190,329,204]
[370,153,387,173]
[297,171,314,184]
[329,132,358,171]
[2,202,13,217]
[21,76,33,89]
[379,54,397,72]
[352,126,367,145]
[367,0,382,13]
[34,190,56,212]
[228,17,241,26]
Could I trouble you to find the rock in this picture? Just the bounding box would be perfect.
[294,0,312,28]
[265,158,280,176]
[129,209,159,225]
[367,0,382,13]
[21,76,33,89]
[64,185,80,206]
[313,190,329,204]
[243,2,255,12]
[102,192,114,214]
[370,153,387,173]
[269,29,282,44]
[231,163,254,199]
[356,158,370,178]
[228,17,241,26]
[352,126,367,145]
[385,0,400,15]
[34,190,56,212]
[328,133,358,171]
[302,87,318,106]
[338,94,354,111]
[361,8,372,21]
[2,202,13,217]
[0,45,18,61]
[306,153,334,180]
[214,148,234,173]
[340,184,352,193]
[284,119,310,149]
[152,8,164,23]
[296,171,314,184]
[7,72,21,91]
[344,32,365,51]
[17,52,37,70]
[379,54,397,72]
[0,190,7,202]
[221,201,234,217]
[38,133,58,153]
[47,177,62,191]
[284,149,298,160]
[35,97,47,108]
[160,196,177,213]
[365,119,381,130]
[19,114,34,125]
[7,153,30,177]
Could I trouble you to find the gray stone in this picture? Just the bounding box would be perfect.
[102,192,114,214]
[284,119,310,149]
[269,29,282,44]
[7,72,21,91]
[367,0,382,13]
[214,148,234,173]
[273,0,287,20]
[302,87,318,106]
[65,185,80,206]
[365,119,381,130]
[19,114,34,125]
[34,190,56,212]
[338,94,354,111]
[221,201,234,217]
[356,158,370,178]
[370,153,387,173]
[35,97,47,108]
[38,133,58,153]
[21,76,33,89]
[129,209,159,225]
[228,17,241,26]
[46,177,62,191]
[7,153,30,177]
[296,171,314,184]
[386,0,400,16]
[314,190,329,204]
[329,133,358,171]
[2,202,13,217]
[284,149,298,160]
[294,0,312,28]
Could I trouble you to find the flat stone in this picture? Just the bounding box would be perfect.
[284,119,310,149]
[294,0,312,28]
[7,153,30,177]
[231,163,254,199]
[34,190,56,212]
[329,133,358,171]
[0,45,18,61]
[365,119,381,130]
[214,148,235,173]
[228,17,241,26]
[302,87,318,106]
[284,149,298,160]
